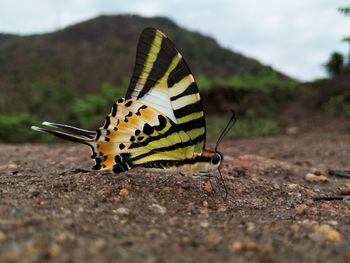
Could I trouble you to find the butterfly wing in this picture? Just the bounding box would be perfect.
[31,28,207,174]
[126,28,206,156]
[84,28,207,173]
[91,98,195,172]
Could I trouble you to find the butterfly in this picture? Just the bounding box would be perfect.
[31,28,236,194]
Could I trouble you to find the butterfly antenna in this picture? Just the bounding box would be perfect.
[215,110,237,152]
[214,110,237,201]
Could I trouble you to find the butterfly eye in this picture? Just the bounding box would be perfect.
[211,153,221,165]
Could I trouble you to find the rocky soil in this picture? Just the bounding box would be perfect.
[1,132,350,263]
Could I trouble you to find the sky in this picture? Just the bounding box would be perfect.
[1,0,350,81]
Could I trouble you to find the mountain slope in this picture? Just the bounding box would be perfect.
[0,14,288,116]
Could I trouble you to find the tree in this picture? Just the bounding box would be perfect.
[338,7,350,65]
[338,7,350,15]
[325,52,344,76]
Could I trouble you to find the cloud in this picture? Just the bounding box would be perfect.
[0,0,349,80]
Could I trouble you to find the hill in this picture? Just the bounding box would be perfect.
[0,33,17,42]
[0,15,288,115]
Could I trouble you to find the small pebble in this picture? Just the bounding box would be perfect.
[295,205,307,216]
[205,232,222,243]
[57,232,76,242]
[217,205,228,213]
[233,167,247,176]
[0,231,6,242]
[272,183,280,189]
[246,222,255,234]
[27,187,40,198]
[327,230,342,242]
[198,208,209,219]
[339,181,350,195]
[48,244,62,258]
[258,244,275,262]
[290,224,300,233]
[310,168,323,176]
[0,163,19,170]
[200,220,209,228]
[168,217,181,227]
[232,240,258,252]
[286,126,299,135]
[163,186,174,193]
[119,188,129,197]
[115,207,130,216]
[204,181,213,193]
[246,241,258,251]
[325,220,338,226]
[300,219,316,228]
[305,199,314,206]
[320,203,335,212]
[90,239,106,253]
[305,173,330,183]
[287,183,299,190]
[309,232,326,242]
[202,200,209,207]
[149,204,167,215]
[313,224,341,242]
[231,241,244,252]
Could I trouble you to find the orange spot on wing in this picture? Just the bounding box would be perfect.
[117,123,128,130]
[98,143,114,155]
[140,108,156,120]
[103,156,115,169]
[128,115,140,126]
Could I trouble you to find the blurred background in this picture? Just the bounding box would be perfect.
[0,0,349,143]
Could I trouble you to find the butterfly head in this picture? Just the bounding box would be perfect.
[201,150,223,171]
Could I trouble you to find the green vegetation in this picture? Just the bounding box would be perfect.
[200,68,299,137]
[318,6,350,117]
[325,6,350,74]
[0,113,51,143]
[0,84,126,143]
[322,91,350,117]
[219,69,296,92]
[325,52,345,77]
[206,116,281,140]
[198,68,297,92]
[71,83,126,128]
[339,7,350,15]
[199,68,299,130]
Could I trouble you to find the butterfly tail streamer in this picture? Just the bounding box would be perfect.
[31,122,96,145]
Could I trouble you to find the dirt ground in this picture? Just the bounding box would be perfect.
[1,130,350,263]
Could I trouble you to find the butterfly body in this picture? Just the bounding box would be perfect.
[134,149,221,176]
[32,28,224,177]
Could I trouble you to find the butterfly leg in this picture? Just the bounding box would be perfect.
[198,172,216,194]
[159,174,175,185]
[198,172,209,191]
[208,175,216,193]
[199,174,203,191]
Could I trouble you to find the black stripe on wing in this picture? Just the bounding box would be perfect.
[167,58,192,87]
[137,37,178,99]
[126,28,156,99]
[173,101,203,119]
[170,82,198,101]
